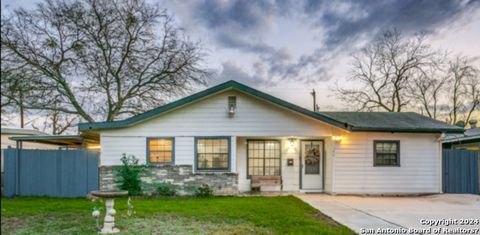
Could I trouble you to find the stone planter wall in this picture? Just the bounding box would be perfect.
[99,165,238,196]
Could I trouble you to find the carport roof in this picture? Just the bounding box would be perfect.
[9,135,84,146]
[1,127,48,135]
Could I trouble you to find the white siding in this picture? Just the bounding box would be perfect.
[323,138,334,193]
[100,136,145,166]
[281,139,300,191]
[332,132,442,194]
[175,137,195,165]
[236,137,249,191]
[100,90,341,166]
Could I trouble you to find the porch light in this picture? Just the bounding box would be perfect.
[288,138,295,149]
[87,145,101,149]
[332,136,342,143]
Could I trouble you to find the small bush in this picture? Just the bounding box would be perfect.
[195,184,213,197]
[117,154,143,196]
[156,182,176,197]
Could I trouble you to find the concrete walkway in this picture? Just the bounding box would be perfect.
[297,194,480,234]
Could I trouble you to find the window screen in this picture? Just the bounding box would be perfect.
[196,138,229,171]
[374,141,400,166]
[148,138,173,164]
[247,140,281,177]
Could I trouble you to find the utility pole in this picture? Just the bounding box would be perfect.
[310,89,318,112]
[19,93,24,128]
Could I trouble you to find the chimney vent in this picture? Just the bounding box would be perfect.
[469,119,477,129]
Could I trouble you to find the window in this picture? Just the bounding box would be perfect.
[196,138,230,171]
[304,141,321,174]
[247,140,281,177]
[147,138,174,164]
[228,96,236,109]
[374,140,400,166]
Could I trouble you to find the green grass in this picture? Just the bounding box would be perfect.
[1,196,353,235]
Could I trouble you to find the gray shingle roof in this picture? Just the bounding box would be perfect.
[319,112,464,133]
[443,128,480,143]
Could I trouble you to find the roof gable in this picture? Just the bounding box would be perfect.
[78,80,349,131]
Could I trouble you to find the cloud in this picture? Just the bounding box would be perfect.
[211,61,274,87]
[179,0,480,85]
[308,0,479,48]
[283,0,480,82]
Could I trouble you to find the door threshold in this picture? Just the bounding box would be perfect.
[300,189,324,193]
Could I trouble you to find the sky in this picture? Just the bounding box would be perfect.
[2,0,480,110]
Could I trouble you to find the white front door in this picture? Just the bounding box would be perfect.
[300,140,323,190]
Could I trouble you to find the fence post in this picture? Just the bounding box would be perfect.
[15,141,21,196]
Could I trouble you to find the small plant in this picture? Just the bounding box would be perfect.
[117,154,143,196]
[156,182,177,197]
[195,184,214,197]
[91,199,103,230]
[127,197,135,216]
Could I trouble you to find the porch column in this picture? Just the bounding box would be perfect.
[230,136,236,173]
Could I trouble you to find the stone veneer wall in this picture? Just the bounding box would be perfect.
[99,165,239,196]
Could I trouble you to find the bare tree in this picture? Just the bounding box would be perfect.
[0,70,37,127]
[32,109,78,135]
[408,57,448,119]
[444,56,480,125]
[1,0,208,123]
[336,29,438,112]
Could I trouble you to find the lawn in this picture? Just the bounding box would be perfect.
[1,196,353,235]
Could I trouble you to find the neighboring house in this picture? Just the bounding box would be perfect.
[76,80,463,195]
[442,120,480,151]
[1,127,59,186]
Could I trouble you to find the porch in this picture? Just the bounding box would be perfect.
[233,136,335,193]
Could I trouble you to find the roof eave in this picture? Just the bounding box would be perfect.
[350,127,464,134]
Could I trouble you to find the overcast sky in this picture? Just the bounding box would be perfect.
[2,0,480,110]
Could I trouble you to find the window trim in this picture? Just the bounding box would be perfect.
[194,136,231,172]
[373,140,400,167]
[146,137,175,165]
[246,139,282,179]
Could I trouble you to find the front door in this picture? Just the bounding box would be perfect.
[300,140,323,190]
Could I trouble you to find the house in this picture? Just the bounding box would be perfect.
[1,127,59,189]
[442,120,480,151]
[76,80,462,195]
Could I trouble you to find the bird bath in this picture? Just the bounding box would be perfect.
[90,190,128,234]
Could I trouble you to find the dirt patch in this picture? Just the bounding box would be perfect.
[309,212,342,227]
[1,217,26,231]
[118,214,273,235]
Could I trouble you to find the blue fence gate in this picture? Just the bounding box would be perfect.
[3,149,99,197]
[442,149,479,194]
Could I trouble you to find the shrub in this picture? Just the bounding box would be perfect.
[156,182,176,197]
[117,154,143,196]
[195,184,213,197]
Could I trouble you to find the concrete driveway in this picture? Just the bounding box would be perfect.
[297,194,480,234]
